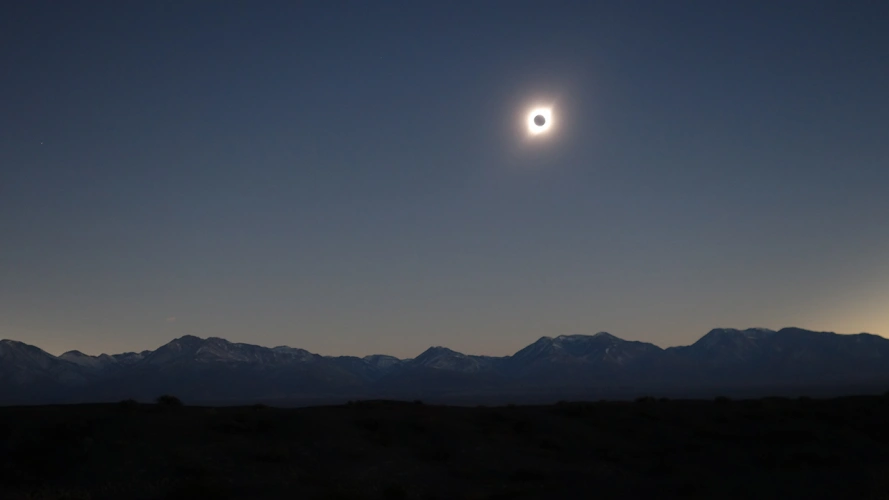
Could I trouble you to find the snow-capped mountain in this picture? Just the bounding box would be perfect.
[508,332,663,372]
[0,340,89,386]
[0,340,95,404]
[667,328,777,365]
[272,346,316,362]
[363,354,402,370]
[501,333,667,389]
[142,335,321,368]
[59,351,118,371]
[370,347,508,395]
[2,327,889,405]
[408,346,501,373]
[58,350,152,373]
[112,351,152,366]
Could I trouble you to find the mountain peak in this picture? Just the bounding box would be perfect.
[509,331,661,372]
[143,335,209,365]
[415,346,463,361]
[706,327,775,336]
[172,335,205,343]
[412,346,493,373]
[0,339,52,355]
[363,354,402,370]
[551,332,627,347]
[423,346,458,354]
[591,332,621,341]
[551,332,623,342]
[2,328,889,405]
[776,327,818,335]
[1,339,28,347]
[681,327,780,364]
[60,350,118,370]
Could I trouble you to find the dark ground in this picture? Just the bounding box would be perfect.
[2,395,889,499]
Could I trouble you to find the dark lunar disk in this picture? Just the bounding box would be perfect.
[534,115,546,126]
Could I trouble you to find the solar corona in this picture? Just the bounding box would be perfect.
[527,107,553,135]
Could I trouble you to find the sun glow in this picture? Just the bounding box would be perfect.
[527,107,552,135]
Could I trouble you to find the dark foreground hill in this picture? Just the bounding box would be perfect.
[3,396,889,499]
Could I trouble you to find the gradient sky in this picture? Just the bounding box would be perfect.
[2,1,888,359]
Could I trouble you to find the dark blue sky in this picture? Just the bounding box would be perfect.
[2,1,888,358]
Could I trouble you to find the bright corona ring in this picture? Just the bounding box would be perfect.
[527,107,552,135]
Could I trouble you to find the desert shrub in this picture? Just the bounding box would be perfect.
[511,419,533,435]
[51,419,93,442]
[173,461,210,479]
[784,450,840,467]
[414,445,451,462]
[552,403,585,418]
[538,439,561,451]
[763,396,791,406]
[763,429,818,446]
[208,419,251,435]
[782,408,805,418]
[509,467,547,482]
[487,411,509,424]
[118,399,139,410]
[635,396,656,403]
[254,445,291,463]
[711,414,729,424]
[354,417,380,432]
[7,487,94,500]
[167,477,233,500]
[320,489,364,500]
[673,481,699,496]
[381,483,408,499]
[487,491,523,500]
[745,399,764,409]
[406,420,427,434]
[156,394,183,407]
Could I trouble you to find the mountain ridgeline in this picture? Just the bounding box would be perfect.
[2,328,888,406]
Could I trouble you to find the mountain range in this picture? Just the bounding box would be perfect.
[2,327,889,406]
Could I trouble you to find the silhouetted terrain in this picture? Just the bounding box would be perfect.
[3,328,889,406]
[2,396,889,499]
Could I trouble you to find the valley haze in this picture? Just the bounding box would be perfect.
[2,327,888,406]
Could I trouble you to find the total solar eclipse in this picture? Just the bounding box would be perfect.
[527,107,552,135]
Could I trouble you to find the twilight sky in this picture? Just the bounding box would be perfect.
[2,1,888,358]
